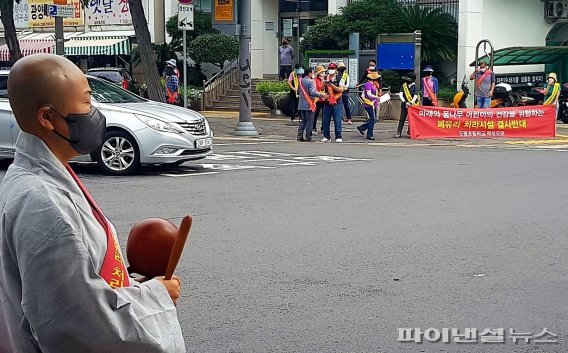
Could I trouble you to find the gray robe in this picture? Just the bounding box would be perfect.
[0,132,185,353]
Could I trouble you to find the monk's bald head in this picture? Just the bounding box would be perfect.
[8,54,89,133]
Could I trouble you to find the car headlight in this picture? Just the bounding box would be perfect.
[135,115,184,134]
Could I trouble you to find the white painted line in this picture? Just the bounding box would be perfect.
[159,171,221,177]
[215,141,285,146]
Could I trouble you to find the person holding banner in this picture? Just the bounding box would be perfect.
[469,61,495,109]
[297,67,328,142]
[543,73,561,117]
[356,71,382,141]
[396,72,419,138]
[321,62,346,143]
[0,54,185,352]
[421,66,438,106]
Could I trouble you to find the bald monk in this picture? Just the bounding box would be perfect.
[0,54,185,352]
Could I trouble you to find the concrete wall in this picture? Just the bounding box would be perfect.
[251,0,279,79]
[328,0,348,15]
[457,0,554,105]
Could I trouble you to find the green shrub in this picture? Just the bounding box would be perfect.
[437,85,457,101]
[256,80,290,94]
[380,70,402,92]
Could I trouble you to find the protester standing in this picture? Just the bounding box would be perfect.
[322,63,346,143]
[313,65,327,135]
[356,72,381,141]
[1,54,184,352]
[470,61,495,109]
[165,62,180,105]
[358,59,378,86]
[297,67,328,142]
[288,63,303,121]
[543,72,561,118]
[421,65,438,106]
[279,39,294,80]
[396,72,419,138]
[337,62,352,125]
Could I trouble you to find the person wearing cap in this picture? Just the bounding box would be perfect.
[288,63,304,121]
[312,65,327,134]
[337,62,352,124]
[279,39,294,80]
[164,59,180,105]
[356,71,382,140]
[165,59,180,79]
[469,60,495,109]
[297,67,328,142]
[396,72,419,138]
[322,62,346,142]
[543,73,561,111]
[421,65,438,106]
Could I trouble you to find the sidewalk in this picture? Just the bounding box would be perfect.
[204,111,568,149]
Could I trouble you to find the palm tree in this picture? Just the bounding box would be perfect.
[397,5,458,63]
[0,0,24,63]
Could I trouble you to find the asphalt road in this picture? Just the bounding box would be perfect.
[1,141,567,352]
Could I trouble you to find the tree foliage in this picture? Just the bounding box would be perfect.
[396,6,458,62]
[187,33,239,69]
[301,0,458,64]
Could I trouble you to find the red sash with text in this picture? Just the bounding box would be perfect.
[66,166,130,289]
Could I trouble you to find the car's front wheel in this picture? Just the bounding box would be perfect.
[94,130,140,176]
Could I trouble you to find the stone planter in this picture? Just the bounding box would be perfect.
[261,92,291,117]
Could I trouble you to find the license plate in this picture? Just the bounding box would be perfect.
[196,138,212,148]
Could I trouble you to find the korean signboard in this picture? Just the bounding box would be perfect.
[28,0,83,27]
[86,0,131,25]
[495,72,547,86]
[214,0,234,22]
[13,0,30,29]
[408,106,556,139]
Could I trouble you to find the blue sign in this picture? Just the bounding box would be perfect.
[377,43,415,70]
[48,5,57,16]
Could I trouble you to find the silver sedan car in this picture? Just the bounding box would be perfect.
[0,71,213,175]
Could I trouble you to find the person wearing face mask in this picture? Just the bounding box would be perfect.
[421,65,438,106]
[356,71,382,141]
[357,59,378,87]
[396,72,419,138]
[0,54,185,353]
[337,62,352,124]
[543,73,561,117]
[469,61,495,109]
[279,39,294,80]
[297,67,328,142]
[288,63,304,121]
[321,62,346,142]
[312,65,327,134]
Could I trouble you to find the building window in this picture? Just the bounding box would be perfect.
[279,0,327,12]
[194,0,212,13]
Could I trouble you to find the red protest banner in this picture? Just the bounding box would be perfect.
[408,105,556,140]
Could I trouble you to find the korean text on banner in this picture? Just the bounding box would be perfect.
[408,105,556,139]
[86,0,131,25]
[28,0,83,27]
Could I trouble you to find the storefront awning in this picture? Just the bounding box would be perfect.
[470,46,568,66]
[65,37,131,56]
[0,40,54,61]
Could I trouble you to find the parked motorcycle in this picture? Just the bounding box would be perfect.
[558,83,568,123]
[451,76,469,108]
[490,83,515,108]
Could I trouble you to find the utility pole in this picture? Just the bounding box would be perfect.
[55,17,64,55]
[234,0,258,136]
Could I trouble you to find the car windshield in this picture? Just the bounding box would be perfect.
[88,70,122,82]
[88,77,145,104]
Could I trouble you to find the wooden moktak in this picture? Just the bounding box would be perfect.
[127,215,192,279]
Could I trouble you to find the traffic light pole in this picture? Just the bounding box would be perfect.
[233,0,258,136]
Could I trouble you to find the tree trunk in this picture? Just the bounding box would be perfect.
[0,0,22,64]
[128,0,165,103]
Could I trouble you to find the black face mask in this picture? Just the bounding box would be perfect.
[49,106,107,155]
